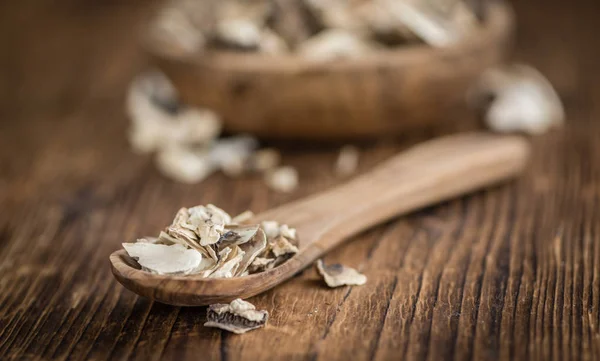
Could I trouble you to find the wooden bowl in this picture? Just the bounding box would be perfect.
[147,1,514,140]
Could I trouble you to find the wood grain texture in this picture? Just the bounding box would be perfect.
[1,0,600,360]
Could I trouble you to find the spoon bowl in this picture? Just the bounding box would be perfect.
[110,133,530,306]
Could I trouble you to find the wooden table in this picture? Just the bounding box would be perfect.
[1,1,599,360]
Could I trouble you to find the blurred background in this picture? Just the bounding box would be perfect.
[0,0,592,123]
[0,0,591,112]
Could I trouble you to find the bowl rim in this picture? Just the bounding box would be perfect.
[144,1,513,73]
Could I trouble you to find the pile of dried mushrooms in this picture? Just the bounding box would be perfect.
[122,204,298,277]
[127,71,299,192]
[122,203,370,334]
[153,0,482,59]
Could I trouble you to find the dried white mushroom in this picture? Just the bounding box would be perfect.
[259,29,290,54]
[390,0,478,47]
[231,210,255,224]
[298,29,377,61]
[151,6,206,54]
[150,0,481,57]
[470,64,564,134]
[316,259,367,287]
[127,71,179,154]
[209,245,246,278]
[278,224,297,241]
[123,242,203,275]
[127,71,290,185]
[270,236,299,258]
[248,256,276,273]
[205,298,269,334]
[155,146,216,184]
[220,224,260,247]
[209,136,259,177]
[356,0,418,45]
[127,72,221,154]
[303,0,361,32]
[260,220,281,240]
[265,166,299,193]
[249,148,282,172]
[122,204,297,278]
[212,0,272,50]
[236,229,268,276]
[335,145,360,176]
[215,19,263,50]
[216,0,272,25]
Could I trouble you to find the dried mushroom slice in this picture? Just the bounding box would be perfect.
[123,243,202,275]
[208,136,259,177]
[271,236,299,258]
[278,224,297,242]
[165,224,199,245]
[470,64,564,135]
[316,259,367,287]
[211,0,272,50]
[248,148,281,172]
[335,145,359,176]
[209,245,246,278]
[230,210,255,225]
[260,221,281,240]
[248,257,275,274]
[204,243,219,263]
[219,224,260,248]
[297,29,378,61]
[259,29,290,55]
[155,146,216,184]
[236,229,267,276]
[157,231,187,246]
[204,298,268,334]
[187,204,232,246]
[389,0,478,47]
[191,256,217,274]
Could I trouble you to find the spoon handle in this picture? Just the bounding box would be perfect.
[259,133,530,251]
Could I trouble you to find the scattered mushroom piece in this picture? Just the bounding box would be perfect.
[209,136,259,177]
[470,64,564,134]
[249,148,282,172]
[127,72,221,154]
[265,166,299,193]
[205,298,269,334]
[155,146,216,184]
[316,259,367,287]
[335,145,360,176]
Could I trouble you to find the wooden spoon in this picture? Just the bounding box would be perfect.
[110,133,530,306]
